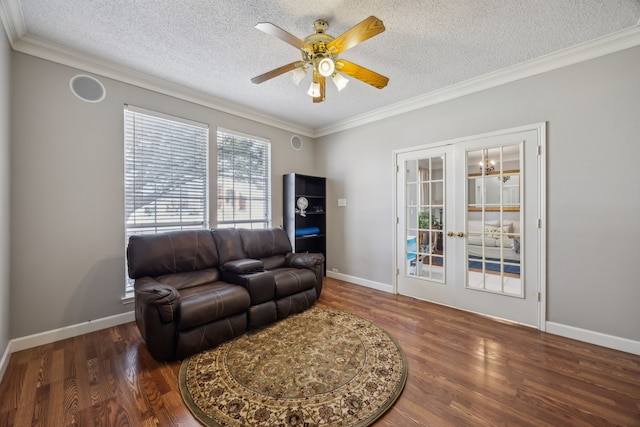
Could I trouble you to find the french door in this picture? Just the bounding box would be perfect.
[395,124,545,328]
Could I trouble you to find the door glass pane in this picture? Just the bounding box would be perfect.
[466,145,522,296]
[405,155,445,281]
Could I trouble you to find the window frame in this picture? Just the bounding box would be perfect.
[123,105,209,294]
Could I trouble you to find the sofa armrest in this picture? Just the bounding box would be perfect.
[221,258,264,274]
[134,277,180,324]
[285,252,325,269]
[286,252,325,299]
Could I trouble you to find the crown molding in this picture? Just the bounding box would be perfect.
[0,0,25,45]
[2,1,639,139]
[314,25,640,137]
[0,0,316,138]
[12,34,316,137]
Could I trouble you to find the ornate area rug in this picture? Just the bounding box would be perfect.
[179,306,407,426]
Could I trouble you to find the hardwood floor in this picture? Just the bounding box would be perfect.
[1,277,639,426]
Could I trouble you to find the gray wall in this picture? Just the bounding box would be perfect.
[6,42,640,346]
[0,28,10,359]
[317,46,640,342]
[9,52,318,339]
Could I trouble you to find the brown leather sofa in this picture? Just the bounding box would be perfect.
[127,227,324,361]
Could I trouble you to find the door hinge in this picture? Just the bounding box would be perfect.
[396,164,400,173]
[396,268,400,276]
[538,145,542,155]
[537,292,541,302]
[396,217,399,224]
[538,218,542,228]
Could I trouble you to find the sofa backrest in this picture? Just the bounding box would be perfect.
[128,227,296,280]
[211,228,245,264]
[239,228,292,260]
[127,230,219,279]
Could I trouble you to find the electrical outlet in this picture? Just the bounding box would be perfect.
[338,198,347,207]
[331,268,339,273]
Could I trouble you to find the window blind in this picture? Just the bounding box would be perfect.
[124,106,209,292]
[124,106,209,237]
[216,128,271,229]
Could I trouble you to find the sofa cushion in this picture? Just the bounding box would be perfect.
[469,236,498,247]
[127,230,218,279]
[484,225,511,239]
[272,267,316,298]
[239,228,292,259]
[177,282,250,330]
[155,268,221,291]
[467,220,484,234]
[468,236,515,249]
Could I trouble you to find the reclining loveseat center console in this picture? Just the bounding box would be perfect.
[127,227,324,361]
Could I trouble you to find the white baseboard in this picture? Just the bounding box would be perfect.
[0,339,11,384]
[11,311,135,353]
[326,272,640,356]
[546,322,640,355]
[326,271,394,293]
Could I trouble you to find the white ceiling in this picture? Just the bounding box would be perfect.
[3,0,640,135]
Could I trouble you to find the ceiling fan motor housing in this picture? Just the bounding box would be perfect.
[303,21,336,64]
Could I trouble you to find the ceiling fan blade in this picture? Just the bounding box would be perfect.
[255,22,306,49]
[251,61,304,84]
[313,76,326,103]
[336,60,389,89]
[327,16,385,54]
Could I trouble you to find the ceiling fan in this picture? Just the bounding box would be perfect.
[251,16,389,103]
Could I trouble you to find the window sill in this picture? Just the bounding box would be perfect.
[121,292,134,305]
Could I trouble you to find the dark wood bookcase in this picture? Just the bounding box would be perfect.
[283,173,326,270]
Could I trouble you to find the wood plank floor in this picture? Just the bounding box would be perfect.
[1,277,639,426]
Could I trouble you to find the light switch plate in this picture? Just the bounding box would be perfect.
[338,198,347,207]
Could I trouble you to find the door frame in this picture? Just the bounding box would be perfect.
[392,122,547,330]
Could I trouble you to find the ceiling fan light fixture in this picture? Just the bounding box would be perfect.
[251,16,388,102]
[317,57,335,77]
[291,67,307,85]
[331,73,349,92]
[307,81,321,97]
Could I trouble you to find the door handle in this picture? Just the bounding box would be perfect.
[457,232,464,237]
[447,231,454,237]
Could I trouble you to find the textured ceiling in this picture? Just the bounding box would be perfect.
[9,0,640,133]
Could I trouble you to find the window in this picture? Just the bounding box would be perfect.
[124,105,209,291]
[216,128,271,228]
